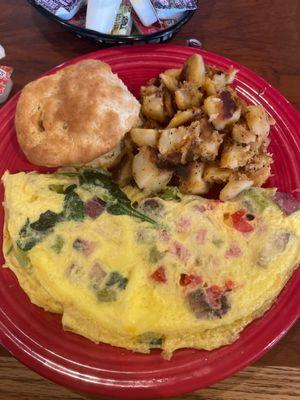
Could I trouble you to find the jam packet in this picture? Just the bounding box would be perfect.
[36,0,86,20]
[0,66,13,104]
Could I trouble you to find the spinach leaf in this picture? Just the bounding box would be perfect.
[17,219,45,251]
[79,169,157,225]
[30,210,61,231]
[62,185,84,221]
[51,235,65,254]
[48,184,64,194]
[97,287,117,302]
[137,332,165,348]
[106,271,128,290]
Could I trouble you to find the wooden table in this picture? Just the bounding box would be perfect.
[0,1,299,399]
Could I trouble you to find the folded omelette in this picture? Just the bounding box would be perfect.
[2,169,300,358]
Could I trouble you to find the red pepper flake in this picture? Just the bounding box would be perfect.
[180,273,203,286]
[230,209,254,233]
[150,266,167,283]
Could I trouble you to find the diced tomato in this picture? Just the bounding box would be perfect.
[180,273,203,286]
[225,279,235,291]
[206,285,223,307]
[230,209,254,233]
[150,266,167,283]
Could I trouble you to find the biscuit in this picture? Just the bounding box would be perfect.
[15,59,140,166]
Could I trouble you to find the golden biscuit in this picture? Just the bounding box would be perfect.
[15,60,140,167]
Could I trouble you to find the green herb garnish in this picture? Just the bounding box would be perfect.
[159,186,181,202]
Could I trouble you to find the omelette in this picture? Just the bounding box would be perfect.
[2,169,300,358]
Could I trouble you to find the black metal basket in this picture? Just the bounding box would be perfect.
[28,0,196,45]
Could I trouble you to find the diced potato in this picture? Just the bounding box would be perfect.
[244,165,271,187]
[203,77,217,96]
[132,147,173,192]
[112,152,133,187]
[163,88,175,118]
[164,68,182,79]
[244,152,272,172]
[142,93,166,123]
[160,73,178,92]
[194,129,224,162]
[203,165,232,183]
[180,54,206,87]
[130,128,159,148]
[167,109,201,128]
[220,179,253,201]
[178,161,210,194]
[175,83,203,110]
[220,143,254,169]
[158,126,191,156]
[231,124,256,144]
[245,105,273,140]
[86,141,124,169]
[203,92,241,130]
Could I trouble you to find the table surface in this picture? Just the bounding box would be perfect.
[0,0,299,399]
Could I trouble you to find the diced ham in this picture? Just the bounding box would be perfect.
[85,197,104,219]
[176,217,191,233]
[195,229,208,244]
[73,238,96,256]
[274,192,300,215]
[159,229,171,242]
[225,243,242,258]
[170,241,191,262]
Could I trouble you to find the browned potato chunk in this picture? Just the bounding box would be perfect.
[231,124,256,144]
[203,91,241,130]
[203,164,232,183]
[158,126,192,157]
[160,73,178,92]
[195,128,224,162]
[142,93,166,123]
[180,54,206,87]
[164,68,181,79]
[175,83,203,110]
[177,161,210,194]
[163,88,175,118]
[167,109,201,128]
[112,152,133,187]
[220,178,253,201]
[244,152,272,172]
[130,128,159,148]
[244,165,271,187]
[244,105,274,140]
[132,147,173,192]
[220,143,254,169]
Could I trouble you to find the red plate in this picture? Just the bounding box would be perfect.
[0,45,299,399]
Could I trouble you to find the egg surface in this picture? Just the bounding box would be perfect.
[2,170,300,358]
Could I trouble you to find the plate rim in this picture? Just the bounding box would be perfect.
[0,44,299,399]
